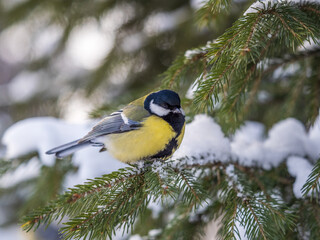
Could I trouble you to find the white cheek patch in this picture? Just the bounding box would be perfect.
[150,100,170,116]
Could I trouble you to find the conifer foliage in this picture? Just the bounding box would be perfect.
[22,159,299,239]
[2,0,320,239]
[164,0,320,131]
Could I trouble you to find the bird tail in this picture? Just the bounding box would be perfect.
[46,139,104,158]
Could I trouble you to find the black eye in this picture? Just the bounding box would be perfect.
[160,103,169,108]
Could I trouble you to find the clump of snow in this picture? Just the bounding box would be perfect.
[244,0,273,15]
[2,117,88,166]
[3,114,312,176]
[173,114,231,162]
[0,157,40,188]
[231,118,318,170]
[148,229,162,237]
[129,235,143,240]
[152,160,168,179]
[298,38,319,51]
[244,0,320,15]
[2,111,320,198]
[171,114,319,198]
[184,41,212,61]
[264,118,312,167]
[225,164,235,177]
[308,115,320,160]
[190,0,207,10]
[1,117,127,188]
[135,161,145,174]
[287,156,313,198]
[184,49,205,60]
[231,121,266,167]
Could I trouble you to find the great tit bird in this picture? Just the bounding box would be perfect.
[46,89,185,163]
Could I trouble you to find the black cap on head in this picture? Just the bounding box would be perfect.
[144,89,181,113]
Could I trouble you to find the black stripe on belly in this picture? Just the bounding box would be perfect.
[150,138,178,159]
[147,112,185,160]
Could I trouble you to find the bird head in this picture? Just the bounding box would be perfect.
[144,90,185,117]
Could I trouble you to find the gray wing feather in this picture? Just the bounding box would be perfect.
[46,140,82,154]
[46,139,93,158]
[79,111,141,142]
[46,108,144,158]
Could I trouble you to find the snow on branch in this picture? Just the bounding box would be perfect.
[1,113,318,239]
[2,114,320,198]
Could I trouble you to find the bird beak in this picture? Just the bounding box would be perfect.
[172,107,185,115]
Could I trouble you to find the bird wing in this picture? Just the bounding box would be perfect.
[122,94,150,121]
[79,96,150,143]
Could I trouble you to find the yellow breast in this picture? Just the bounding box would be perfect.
[106,115,177,163]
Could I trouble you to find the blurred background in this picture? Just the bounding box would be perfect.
[0,0,253,127]
[0,0,251,239]
[4,0,317,239]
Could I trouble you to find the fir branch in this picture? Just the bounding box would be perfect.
[246,199,267,240]
[162,52,207,89]
[283,68,306,117]
[217,165,296,240]
[162,2,320,130]
[160,203,200,240]
[243,11,265,54]
[273,11,299,39]
[194,10,270,111]
[227,64,257,113]
[67,172,139,203]
[19,155,300,239]
[21,160,208,239]
[264,48,320,76]
[61,175,147,239]
[306,57,320,125]
[243,74,262,115]
[238,195,295,240]
[195,0,232,27]
[21,167,144,233]
[0,152,38,175]
[302,159,320,202]
[219,187,240,240]
[177,170,200,202]
[234,163,270,199]
[298,200,320,239]
[301,5,320,16]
